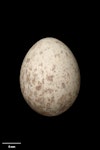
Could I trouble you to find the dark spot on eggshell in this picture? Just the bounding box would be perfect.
[32,78,35,84]
[59,104,68,113]
[66,80,69,84]
[59,95,66,103]
[29,91,32,97]
[25,69,28,74]
[36,85,42,90]
[48,98,51,101]
[40,51,43,55]
[35,98,40,103]
[26,74,30,82]
[39,63,43,66]
[55,53,60,58]
[26,58,30,63]
[33,73,37,79]
[44,88,53,94]
[51,96,55,103]
[41,70,44,74]
[57,94,69,112]
[74,67,78,73]
[70,63,74,67]
[46,102,50,108]
[35,81,42,90]
[35,98,44,106]
[42,78,44,84]
[38,110,52,116]
[34,68,37,72]
[46,75,54,81]
[38,94,41,98]
[65,52,68,57]
[34,91,37,96]
[68,92,72,98]
[57,85,60,89]
[62,83,66,88]
[67,72,70,78]
[38,81,41,84]
[32,73,37,84]
[55,40,59,44]
[29,67,32,70]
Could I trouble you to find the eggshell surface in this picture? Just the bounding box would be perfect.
[20,37,80,116]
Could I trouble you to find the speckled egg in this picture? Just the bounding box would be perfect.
[20,37,80,116]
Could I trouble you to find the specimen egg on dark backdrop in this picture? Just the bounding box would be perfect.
[20,37,80,116]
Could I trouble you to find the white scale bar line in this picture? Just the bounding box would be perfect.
[2,142,21,144]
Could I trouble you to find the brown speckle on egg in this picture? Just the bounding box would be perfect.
[35,98,40,103]
[55,53,60,58]
[68,92,72,98]
[32,78,35,84]
[39,63,43,66]
[44,88,53,94]
[41,70,44,74]
[26,75,30,83]
[59,104,67,113]
[42,78,44,84]
[40,51,43,55]
[29,91,32,97]
[48,98,51,101]
[29,67,32,70]
[65,52,68,57]
[66,80,69,84]
[36,85,42,91]
[46,102,50,108]
[62,83,66,88]
[67,72,70,78]
[34,91,37,96]
[51,96,55,103]
[34,68,37,72]
[59,95,66,103]
[46,75,54,82]
[26,58,30,63]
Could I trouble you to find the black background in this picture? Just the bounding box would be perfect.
[1,1,96,149]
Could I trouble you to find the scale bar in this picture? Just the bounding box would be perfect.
[2,142,21,145]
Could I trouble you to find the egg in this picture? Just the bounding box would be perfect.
[20,37,80,116]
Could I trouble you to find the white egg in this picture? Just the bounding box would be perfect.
[20,37,80,116]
